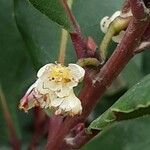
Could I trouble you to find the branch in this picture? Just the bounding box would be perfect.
[63,129,98,149]
[46,0,150,149]
[61,0,80,32]
[58,29,69,64]
[62,0,87,58]
[62,0,102,60]
[46,116,65,148]
[28,108,48,149]
[129,0,150,20]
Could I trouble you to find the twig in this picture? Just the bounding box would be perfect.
[58,29,69,64]
[46,0,150,149]
[129,0,149,20]
[62,0,99,59]
[61,0,80,32]
[46,116,65,149]
[62,0,87,58]
[28,108,48,150]
[63,129,98,150]
[58,0,73,64]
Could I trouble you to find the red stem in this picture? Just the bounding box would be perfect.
[62,0,87,58]
[47,19,150,150]
[61,0,80,32]
[62,0,98,59]
[70,32,87,58]
[28,108,48,150]
[46,0,150,149]
[62,129,98,149]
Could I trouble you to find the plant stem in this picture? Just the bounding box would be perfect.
[61,0,80,33]
[62,0,95,59]
[46,0,150,149]
[58,28,69,64]
[100,16,131,60]
[70,32,87,58]
[100,26,115,59]
[28,109,47,149]
[46,20,149,150]
[58,0,73,64]
[63,129,98,149]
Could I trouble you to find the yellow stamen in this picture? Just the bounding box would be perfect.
[49,65,71,83]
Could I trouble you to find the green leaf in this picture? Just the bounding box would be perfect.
[121,55,143,88]
[82,115,150,150]
[0,0,36,145]
[89,74,150,131]
[142,50,150,75]
[14,0,62,70]
[28,0,73,31]
[73,0,122,31]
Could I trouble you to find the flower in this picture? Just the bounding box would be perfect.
[100,10,133,43]
[19,63,85,116]
[100,11,121,33]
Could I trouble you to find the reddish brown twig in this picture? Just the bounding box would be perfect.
[62,0,101,60]
[46,0,150,149]
[28,108,48,150]
[63,129,98,150]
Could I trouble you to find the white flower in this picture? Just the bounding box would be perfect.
[100,10,133,43]
[19,63,85,116]
[36,63,84,97]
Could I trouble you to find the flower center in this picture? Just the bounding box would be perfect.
[49,65,71,83]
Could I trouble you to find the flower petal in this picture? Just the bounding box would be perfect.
[51,96,63,107]
[43,80,62,92]
[37,63,54,78]
[36,78,52,95]
[55,87,70,98]
[100,11,121,33]
[100,16,110,33]
[19,89,41,112]
[65,80,78,89]
[109,11,121,22]
[68,64,85,82]
[57,90,82,116]
[38,94,52,108]
[25,81,37,95]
